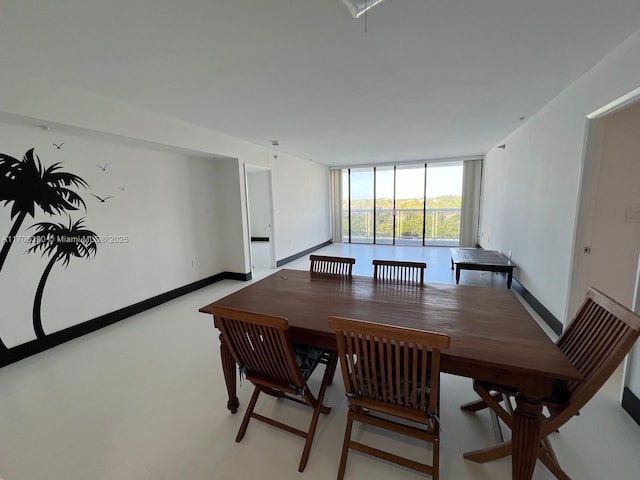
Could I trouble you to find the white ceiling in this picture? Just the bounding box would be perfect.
[1,0,640,167]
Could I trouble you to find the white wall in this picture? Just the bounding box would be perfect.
[211,158,247,274]
[242,154,332,263]
[270,154,331,259]
[479,29,640,323]
[0,122,226,346]
[0,68,331,349]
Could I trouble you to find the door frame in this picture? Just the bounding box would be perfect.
[568,85,640,318]
[568,86,640,403]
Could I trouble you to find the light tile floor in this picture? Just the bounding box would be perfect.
[0,244,639,479]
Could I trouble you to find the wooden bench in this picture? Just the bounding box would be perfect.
[450,248,515,289]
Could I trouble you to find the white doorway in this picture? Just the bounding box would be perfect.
[245,165,275,275]
[569,87,640,407]
[569,87,640,315]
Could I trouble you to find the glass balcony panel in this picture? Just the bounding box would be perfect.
[349,168,374,244]
[424,208,461,246]
[349,209,374,243]
[375,166,394,245]
[395,208,424,246]
[375,209,394,244]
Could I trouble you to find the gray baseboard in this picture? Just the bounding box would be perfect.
[622,387,640,426]
[276,240,332,267]
[511,278,563,335]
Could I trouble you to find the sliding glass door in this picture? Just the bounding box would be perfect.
[341,162,463,246]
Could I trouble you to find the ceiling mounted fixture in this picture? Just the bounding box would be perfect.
[340,0,387,19]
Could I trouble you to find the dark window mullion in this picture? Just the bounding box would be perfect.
[422,163,427,246]
[392,165,397,245]
[348,169,352,244]
[373,167,377,244]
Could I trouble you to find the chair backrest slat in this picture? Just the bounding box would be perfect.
[212,306,305,389]
[553,288,640,419]
[329,316,450,424]
[372,260,426,285]
[310,255,355,277]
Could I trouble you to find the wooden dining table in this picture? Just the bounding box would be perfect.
[199,269,583,480]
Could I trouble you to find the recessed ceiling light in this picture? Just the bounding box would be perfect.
[271,140,279,147]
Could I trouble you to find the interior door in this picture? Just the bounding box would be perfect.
[245,166,274,273]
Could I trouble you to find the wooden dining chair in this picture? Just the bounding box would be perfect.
[309,254,355,277]
[460,287,640,480]
[373,259,427,285]
[212,306,338,473]
[328,316,451,480]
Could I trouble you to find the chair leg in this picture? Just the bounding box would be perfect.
[337,411,355,480]
[298,353,338,472]
[327,354,339,385]
[472,384,514,429]
[538,438,571,480]
[490,410,504,443]
[540,436,559,465]
[460,392,502,412]
[464,440,513,463]
[236,386,260,442]
[432,437,440,480]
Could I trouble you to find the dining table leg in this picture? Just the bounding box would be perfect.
[219,333,239,414]
[463,391,543,480]
[511,392,543,480]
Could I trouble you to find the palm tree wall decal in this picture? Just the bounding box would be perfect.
[0,153,22,350]
[0,148,88,274]
[27,217,98,339]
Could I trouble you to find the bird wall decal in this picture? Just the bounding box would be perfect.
[97,163,109,171]
[53,142,65,149]
[91,194,114,203]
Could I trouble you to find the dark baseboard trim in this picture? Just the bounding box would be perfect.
[622,387,640,426]
[251,237,269,242]
[276,240,332,267]
[224,271,252,281]
[473,244,563,335]
[0,270,249,368]
[511,278,564,336]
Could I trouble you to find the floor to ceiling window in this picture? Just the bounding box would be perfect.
[375,166,395,245]
[395,165,426,245]
[346,167,374,243]
[341,161,464,246]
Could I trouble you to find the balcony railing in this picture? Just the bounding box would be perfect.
[343,208,461,246]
